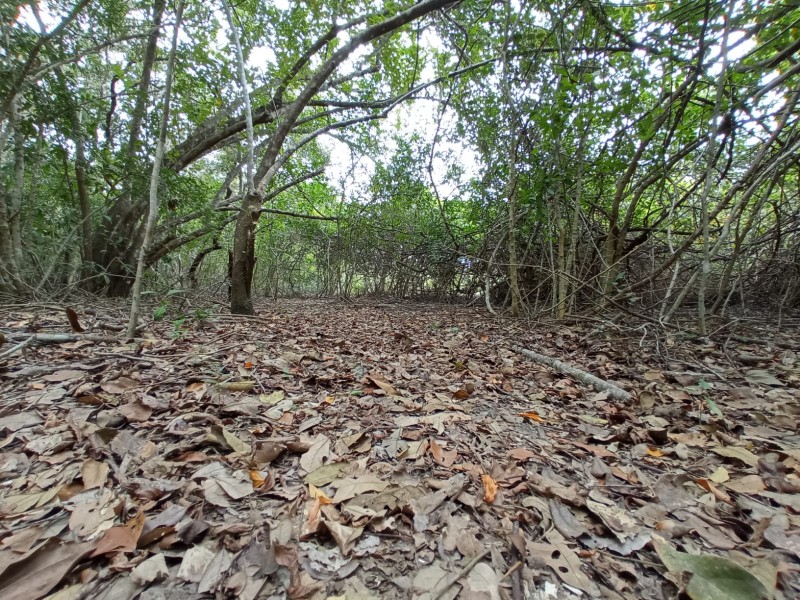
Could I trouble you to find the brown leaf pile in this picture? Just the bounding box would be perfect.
[0,299,798,600]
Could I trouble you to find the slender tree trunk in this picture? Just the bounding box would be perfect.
[222,0,259,313]
[75,126,93,288]
[564,121,588,315]
[188,241,222,288]
[221,0,255,194]
[697,0,733,334]
[0,189,24,295]
[127,0,185,338]
[55,73,95,290]
[0,101,25,295]
[506,133,522,316]
[9,100,25,269]
[711,174,775,314]
[500,1,522,316]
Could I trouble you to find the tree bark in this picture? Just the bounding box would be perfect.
[188,241,222,288]
[230,193,260,314]
[8,100,25,270]
[56,68,95,290]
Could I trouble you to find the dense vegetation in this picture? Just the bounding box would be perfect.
[2,0,799,330]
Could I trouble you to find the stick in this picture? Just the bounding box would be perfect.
[431,548,492,600]
[0,336,34,360]
[511,345,631,402]
[4,332,117,345]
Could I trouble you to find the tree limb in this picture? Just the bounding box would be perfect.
[511,345,632,402]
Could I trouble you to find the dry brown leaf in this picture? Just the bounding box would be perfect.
[508,447,538,461]
[0,538,95,600]
[90,511,144,557]
[365,374,398,396]
[100,377,139,394]
[712,445,760,467]
[519,411,544,422]
[481,474,498,503]
[299,436,332,473]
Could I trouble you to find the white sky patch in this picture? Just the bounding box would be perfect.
[16,3,56,31]
[338,42,373,77]
[248,45,277,69]
[708,30,755,76]
[321,98,479,202]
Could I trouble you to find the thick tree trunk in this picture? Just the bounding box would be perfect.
[230,193,260,314]
[92,0,165,297]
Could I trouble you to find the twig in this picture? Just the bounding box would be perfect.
[0,336,34,361]
[511,345,632,402]
[431,548,492,600]
[721,333,800,351]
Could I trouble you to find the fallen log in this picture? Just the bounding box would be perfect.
[511,345,632,402]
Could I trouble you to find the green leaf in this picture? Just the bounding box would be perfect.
[704,396,724,418]
[654,537,771,600]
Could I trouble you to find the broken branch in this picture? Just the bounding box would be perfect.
[511,345,631,402]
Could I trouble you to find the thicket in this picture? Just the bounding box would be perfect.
[1,0,798,330]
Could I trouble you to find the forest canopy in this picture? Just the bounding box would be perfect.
[1,0,799,329]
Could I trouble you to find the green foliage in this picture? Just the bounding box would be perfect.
[1,0,798,313]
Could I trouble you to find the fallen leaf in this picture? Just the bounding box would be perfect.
[130,553,168,585]
[519,411,544,422]
[365,374,398,396]
[481,474,497,503]
[100,377,139,394]
[299,436,332,473]
[654,536,771,600]
[711,446,759,468]
[177,544,216,582]
[744,370,783,387]
[0,539,95,600]
[90,511,144,556]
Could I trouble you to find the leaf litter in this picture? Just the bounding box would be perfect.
[0,299,798,599]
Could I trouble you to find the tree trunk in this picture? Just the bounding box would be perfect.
[9,101,25,270]
[230,193,260,314]
[506,137,522,316]
[0,105,25,295]
[56,72,95,290]
[501,3,522,316]
[127,0,185,338]
[92,0,165,297]
[697,0,733,334]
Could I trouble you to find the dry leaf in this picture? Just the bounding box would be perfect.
[481,474,498,503]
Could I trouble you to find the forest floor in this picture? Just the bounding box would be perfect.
[0,298,799,600]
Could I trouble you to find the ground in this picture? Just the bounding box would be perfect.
[0,298,798,600]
